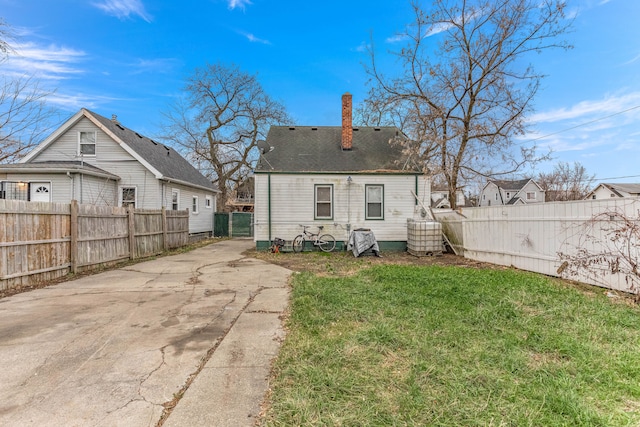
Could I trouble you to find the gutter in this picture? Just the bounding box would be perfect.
[161,177,220,194]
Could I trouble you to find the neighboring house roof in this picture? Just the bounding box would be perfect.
[21,109,217,193]
[487,178,533,191]
[0,161,120,180]
[431,197,450,209]
[506,196,523,205]
[256,126,418,173]
[598,183,640,196]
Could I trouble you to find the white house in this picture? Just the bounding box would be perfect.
[0,109,218,235]
[431,186,466,209]
[585,183,640,200]
[479,178,545,207]
[253,93,430,251]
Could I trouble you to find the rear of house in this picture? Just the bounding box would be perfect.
[254,93,431,251]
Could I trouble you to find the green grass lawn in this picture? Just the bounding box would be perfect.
[261,265,640,426]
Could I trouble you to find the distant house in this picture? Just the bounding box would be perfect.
[585,183,640,200]
[253,93,430,251]
[431,186,466,209]
[0,108,218,235]
[479,178,545,207]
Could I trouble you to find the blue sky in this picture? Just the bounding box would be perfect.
[2,0,640,184]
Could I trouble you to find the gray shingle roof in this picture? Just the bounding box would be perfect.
[255,126,420,173]
[0,161,119,179]
[602,183,640,195]
[87,110,216,191]
[488,178,532,191]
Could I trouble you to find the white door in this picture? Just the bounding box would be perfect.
[30,183,51,202]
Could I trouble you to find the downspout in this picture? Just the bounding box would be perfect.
[268,173,272,244]
[67,172,75,201]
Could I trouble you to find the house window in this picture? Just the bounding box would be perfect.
[494,193,498,201]
[526,192,536,200]
[121,187,136,208]
[482,194,486,200]
[506,192,511,199]
[365,184,384,219]
[205,196,212,209]
[592,195,596,199]
[172,189,179,210]
[610,194,616,198]
[315,184,333,219]
[192,196,199,213]
[79,131,96,156]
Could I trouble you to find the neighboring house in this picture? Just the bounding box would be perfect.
[585,183,640,200]
[253,92,430,251]
[0,108,218,235]
[431,186,466,209]
[479,178,545,207]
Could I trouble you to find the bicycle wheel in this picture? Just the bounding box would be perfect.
[292,235,305,252]
[317,234,336,252]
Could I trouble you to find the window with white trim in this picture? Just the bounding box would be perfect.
[315,184,333,219]
[172,189,179,210]
[192,196,199,213]
[526,192,536,200]
[365,184,384,219]
[205,196,212,208]
[79,131,96,156]
[121,187,136,208]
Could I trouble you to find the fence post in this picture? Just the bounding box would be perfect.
[70,200,78,274]
[128,205,136,260]
[162,207,168,251]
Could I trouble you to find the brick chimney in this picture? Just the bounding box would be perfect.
[341,92,353,150]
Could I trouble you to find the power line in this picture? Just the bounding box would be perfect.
[526,104,640,142]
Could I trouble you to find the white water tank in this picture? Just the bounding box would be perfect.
[407,220,443,256]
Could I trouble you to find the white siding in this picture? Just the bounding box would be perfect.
[479,182,500,206]
[161,182,215,234]
[255,173,429,243]
[31,118,163,209]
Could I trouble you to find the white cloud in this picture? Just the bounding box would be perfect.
[237,30,271,45]
[5,42,86,79]
[93,0,152,22]
[228,0,252,10]
[528,92,640,124]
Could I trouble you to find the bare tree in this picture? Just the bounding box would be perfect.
[363,0,572,208]
[537,161,595,201]
[160,63,290,210]
[0,19,60,163]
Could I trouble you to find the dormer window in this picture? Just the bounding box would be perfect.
[79,131,96,156]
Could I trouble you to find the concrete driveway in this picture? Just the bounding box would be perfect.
[0,239,291,426]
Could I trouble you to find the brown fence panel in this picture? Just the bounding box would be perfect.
[0,200,192,291]
[75,203,130,271]
[0,199,71,290]
[165,209,189,249]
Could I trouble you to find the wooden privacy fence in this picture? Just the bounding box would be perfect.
[436,198,640,294]
[0,199,189,291]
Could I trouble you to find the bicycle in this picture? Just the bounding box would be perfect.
[292,225,336,253]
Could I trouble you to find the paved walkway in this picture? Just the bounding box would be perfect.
[0,239,291,426]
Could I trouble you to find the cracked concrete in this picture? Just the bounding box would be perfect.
[0,239,291,427]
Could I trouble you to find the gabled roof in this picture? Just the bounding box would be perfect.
[487,178,533,191]
[600,183,640,196]
[22,109,217,193]
[255,126,420,173]
[0,161,119,180]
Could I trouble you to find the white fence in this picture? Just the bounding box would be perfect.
[435,198,640,294]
